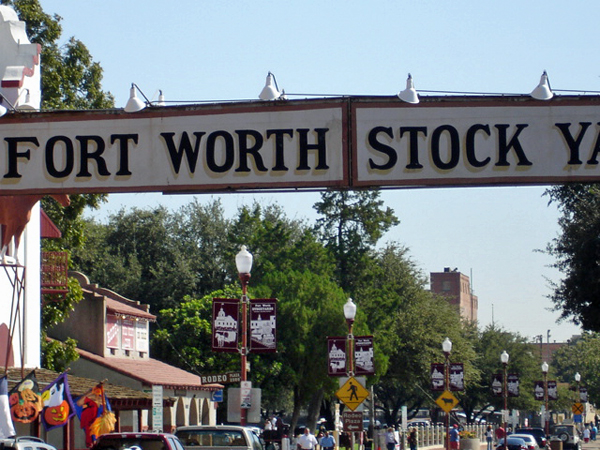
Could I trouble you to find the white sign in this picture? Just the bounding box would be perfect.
[241,380,252,409]
[152,384,163,431]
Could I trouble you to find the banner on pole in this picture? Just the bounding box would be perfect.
[431,363,445,391]
[327,337,347,376]
[354,336,374,375]
[249,299,277,353]
[212,298,239,352]
[449,363,464,391]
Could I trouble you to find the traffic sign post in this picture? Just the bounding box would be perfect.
[336,376,369,411]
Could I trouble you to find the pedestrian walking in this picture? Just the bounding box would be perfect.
[319,431,335,450]
[592,424,597,441]
[408,428,417,450]
[298,428,319,450]
[583,427,590,443]
[385,427,397,450]
[450,424,460,450]
[485,425,493,450]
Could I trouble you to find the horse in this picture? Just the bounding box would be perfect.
[0,194,70,264]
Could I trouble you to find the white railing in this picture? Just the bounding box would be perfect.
[374,424,487,449]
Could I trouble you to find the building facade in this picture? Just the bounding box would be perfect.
[430,268,478,322]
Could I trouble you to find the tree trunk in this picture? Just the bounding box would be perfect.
[290,386,302,436]
[306,387,324,431]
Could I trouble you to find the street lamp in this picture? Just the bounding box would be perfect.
[344,298,357,376]
[442,338,452,450]
[501,351,509,450]
[235,245,253,426]
[542,362,549,436]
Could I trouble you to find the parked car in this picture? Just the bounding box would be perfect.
[550,424,581,450]
[0,437,56,450]
[496,437,529,450]
[508,434,539,450]
[175,425,263,450]
[91,432,186,450]
[514,428,547,448]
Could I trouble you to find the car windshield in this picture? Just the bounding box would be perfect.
[176,431,247,447]
[94,437,167,450]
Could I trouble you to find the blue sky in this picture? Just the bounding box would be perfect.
[38,0,600,343]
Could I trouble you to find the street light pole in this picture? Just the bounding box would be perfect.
[500,351,509,450]
[344,299,357,450]
[542,362,549,436]
[236,245,253,427]
[575,372,582,426]
[442,338,452,450]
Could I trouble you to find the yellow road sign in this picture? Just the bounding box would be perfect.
[436,390,459,413]
[336,376,369,411]
[572,403,584,414]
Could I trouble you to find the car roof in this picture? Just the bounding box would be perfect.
[511,435,536,440]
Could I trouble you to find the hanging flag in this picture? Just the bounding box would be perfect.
[507,374,520,397]
[0,376,15,438]
[327,337,347,376]
[533,380,544,400]
[491,374,503,397]
[354,336,375,375]
[9,370,43,424]
[75,384,116,448]
[41,372,76,431]
[249,299,277,353]
[212,298,239,352]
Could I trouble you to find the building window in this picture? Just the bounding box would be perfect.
[442,281,451,291]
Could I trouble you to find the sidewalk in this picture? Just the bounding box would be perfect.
[421,439,600,450]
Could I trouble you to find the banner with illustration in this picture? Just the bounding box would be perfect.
[75,383,116,448]
[327,337,347,376]
[449,363,464,391]
[9,370,42,424]
[354,336,374,375]
[431,363,445,391]
[249,299,277,353]
[534,380,558,401]
[41,372,76,431]
[507,374,520,397]
[212,298,239,352]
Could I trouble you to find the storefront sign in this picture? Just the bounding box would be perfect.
[3,97,600,195]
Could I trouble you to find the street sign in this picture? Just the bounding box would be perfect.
[343,411,363,431]
[200,372,241,385]
[241,381,252,409]
[572,403,584,415]
[211,389,223,402]
[574,414,583,423]
[435,390,459,413]
[336,376,369,411]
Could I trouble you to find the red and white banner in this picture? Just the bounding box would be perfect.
[327,337,347,376]
[212,298,239,352]
[431,363,445,391]
[354,336,374,375]
[449,363,464,391]
[249,299,277,353]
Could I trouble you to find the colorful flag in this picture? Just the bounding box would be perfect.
[75,384,116,448]
[0,376,16,438]
[9,370,42,424]
[41,372,76,431]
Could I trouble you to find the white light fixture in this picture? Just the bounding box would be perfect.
[235,245,253,275]
[531,71,553,100]
[398,73,419,104]
[541,361,549,373]
[259,72,283,100]
[575,372,581,382]
[0,92,16,117]
[442,337,452,354]
[500,350,509,365]
[15,89,37,111]
[344,298,357,322]
[124,83,150,112]
[156,90,166,107]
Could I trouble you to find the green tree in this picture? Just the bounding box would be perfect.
[313,189,399,293]
[544,184,600,331]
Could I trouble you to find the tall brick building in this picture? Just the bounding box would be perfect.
[430,268,478,322]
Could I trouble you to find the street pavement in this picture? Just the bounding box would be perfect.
[423,439,600,450]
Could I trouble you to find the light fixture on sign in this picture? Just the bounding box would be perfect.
[531,71,553,100]
[124,83,163,112]
[15,89,37,111]
[398,73,419,104]
[0,92,17,117]
[259,72,285,100]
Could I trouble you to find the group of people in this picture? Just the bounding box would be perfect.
[385,426,418,450]
[582,423,598,443]
[296,428,335,450]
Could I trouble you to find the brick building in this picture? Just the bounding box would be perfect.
[430,268,478,322]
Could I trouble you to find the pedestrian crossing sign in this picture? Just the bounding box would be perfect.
[336,376,369,411]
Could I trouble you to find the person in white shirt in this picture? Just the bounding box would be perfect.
[298,428,319,450]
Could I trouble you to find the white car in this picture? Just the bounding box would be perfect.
[509,434,540,450]
[0,437,57,450]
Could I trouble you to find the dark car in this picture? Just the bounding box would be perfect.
[496,437,529,450]
[92,432,186,450]
[515,428,548,448]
